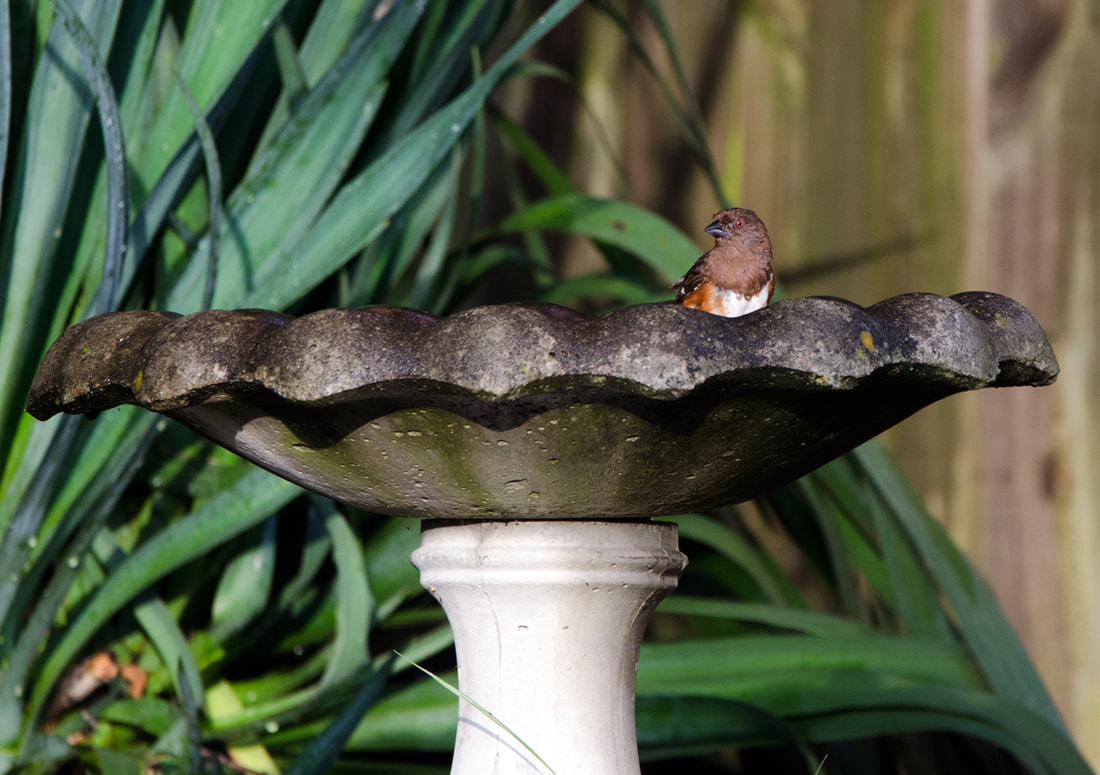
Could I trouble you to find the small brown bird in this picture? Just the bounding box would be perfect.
[673,207,775,317]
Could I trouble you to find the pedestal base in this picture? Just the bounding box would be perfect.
[411,519,687,775]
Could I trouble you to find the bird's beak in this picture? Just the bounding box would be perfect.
[704,220,725,238]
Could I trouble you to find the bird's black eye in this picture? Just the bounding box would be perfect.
[734,218,744,228]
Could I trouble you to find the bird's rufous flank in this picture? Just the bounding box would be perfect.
[673,207,775,317]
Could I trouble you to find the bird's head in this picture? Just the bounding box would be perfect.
[704,207,767,243]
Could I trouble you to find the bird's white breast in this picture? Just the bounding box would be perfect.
[712,284,771,317]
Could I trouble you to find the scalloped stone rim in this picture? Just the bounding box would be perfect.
[26,292,1057,420]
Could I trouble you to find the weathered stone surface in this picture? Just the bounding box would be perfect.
[26,293,1057,518]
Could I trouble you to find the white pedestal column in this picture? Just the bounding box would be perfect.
[411,519,687,775]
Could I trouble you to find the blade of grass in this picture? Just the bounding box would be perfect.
[537,274,668,307]
[251,0,369,160]
[367,154,463,308]
[51,0,127,318]
[635,695,816,773]
[430,55,487,315]
[205,680,280,774]
[857,463,951,637]
[489,108,574,196]
[0,0,10,213]
[342,669,458,752]
[284,656,396,775]
[786,473,867,619]
[0,512,102,746]
[447,244,533,295]
[495,62,631,197]
[783,687,1090,775]
[59,0,162,330]
[224,646,334,712]
[656,596,877,638]
[395,651,558,775]
[360,516,421,607]
[102,697,182,738]
[210,517,278,642]
[319,504,373,690]
[256,672,458,753]
[496,149,558,290]
[176,661,203,773]
[486,194,700,282]
[137,593,206,717]
[590,0,728,203]
[271,20,307,109]
[778,477,897,615]
[637,635,984,703]
[0,0,121,454]
[0,415,80,632]
[275,508,331,611]
[636,0,728,201]
[407,151,461,310]
[668,513,802,606]
[5,732,69,770]
[171,68,222,311]
[805,479,862,618]
[208,624,454,739]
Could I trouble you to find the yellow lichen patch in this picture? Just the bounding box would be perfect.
[134,369,143,390]
[860,330,875,352]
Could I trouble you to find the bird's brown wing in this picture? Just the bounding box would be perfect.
[672,258,708,301]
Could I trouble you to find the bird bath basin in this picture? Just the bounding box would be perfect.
[27,291,1058,774]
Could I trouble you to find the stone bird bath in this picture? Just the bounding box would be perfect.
[27,292,1058,775]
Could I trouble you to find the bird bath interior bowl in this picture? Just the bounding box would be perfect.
[27,291,1058,775]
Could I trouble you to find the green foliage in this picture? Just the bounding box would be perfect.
[0,1,1090,773]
